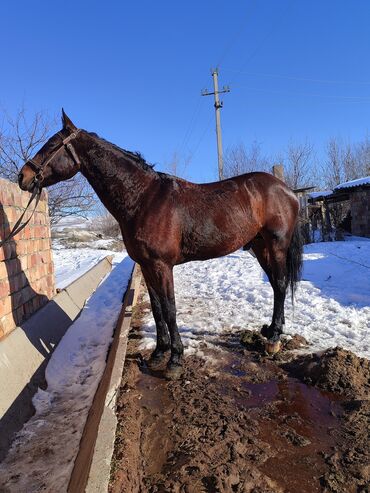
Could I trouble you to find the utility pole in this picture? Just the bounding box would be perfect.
[202,68,230,180]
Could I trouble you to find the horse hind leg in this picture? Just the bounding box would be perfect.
[248,232,289,353]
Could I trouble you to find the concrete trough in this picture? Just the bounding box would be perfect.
[68,263,142,493]
[0,255,114,461]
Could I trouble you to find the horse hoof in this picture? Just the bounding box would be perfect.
[165,363,183,381]
[265,340,281,354]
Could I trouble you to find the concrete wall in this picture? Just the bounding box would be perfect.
[0,256,114,462]
[351,189,370,237]
[0,178,55,339]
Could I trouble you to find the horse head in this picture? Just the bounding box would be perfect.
[18,109,81,192]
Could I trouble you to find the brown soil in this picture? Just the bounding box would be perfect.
[109,306,370,493]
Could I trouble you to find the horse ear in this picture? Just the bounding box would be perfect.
[61,108,77,131]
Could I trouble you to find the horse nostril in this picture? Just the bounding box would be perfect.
[18,172,24,186]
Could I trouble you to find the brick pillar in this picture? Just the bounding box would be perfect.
[272,164,285,182]
[0,178,55,339]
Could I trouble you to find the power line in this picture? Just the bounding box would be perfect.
[223,69,370,86]
[187,114,214,162]
[177,2,256,166]
[234,84,370,101]
[215,1,258,69]
[178,96,203,156]
[228,0,294,87]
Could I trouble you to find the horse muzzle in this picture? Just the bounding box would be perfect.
[18,169,39,192]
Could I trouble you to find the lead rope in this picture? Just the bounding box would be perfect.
[0,186,42,248]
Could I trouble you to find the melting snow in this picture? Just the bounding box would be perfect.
[52,242,126,289]
[141,239,370,359]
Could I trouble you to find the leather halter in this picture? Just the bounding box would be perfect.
[26,129,81,184]
[0,130,82,248]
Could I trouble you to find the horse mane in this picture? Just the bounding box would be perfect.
[88,132,156,173]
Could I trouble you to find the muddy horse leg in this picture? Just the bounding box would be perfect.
[141,262,184,378]
[249,233,289,352]
[142,277,171,368]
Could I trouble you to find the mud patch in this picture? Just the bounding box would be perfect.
[109,296,370,493]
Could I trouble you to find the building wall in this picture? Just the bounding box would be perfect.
[351,189,370,237]
[0,178,55,339]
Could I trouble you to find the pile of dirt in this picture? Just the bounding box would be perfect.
[283,334,309,351]
[282,347,370,492]
[284,347,370,399]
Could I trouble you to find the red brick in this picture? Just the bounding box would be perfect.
[0,278,10,298]
[0,314,16,336]
[16,240,26,256]
[0,295,12,315]
[19,256,28,271]
[0,261,7,281]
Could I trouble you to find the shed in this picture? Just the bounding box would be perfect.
[309,176,370,238]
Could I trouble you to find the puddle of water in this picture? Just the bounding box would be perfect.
[256,379,342,493]
[136,367,174,476]
[221,352,344,493]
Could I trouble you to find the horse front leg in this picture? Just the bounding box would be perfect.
[145,283,171,368]
[141,262,184,379]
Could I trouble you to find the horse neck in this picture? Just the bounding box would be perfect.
[78,132,157,223]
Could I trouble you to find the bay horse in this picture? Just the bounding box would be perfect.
[18,111,303,379]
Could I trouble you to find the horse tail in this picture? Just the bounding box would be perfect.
[286,222,303,304]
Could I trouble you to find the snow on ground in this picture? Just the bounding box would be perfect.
[141,238,370,359]
[0,255,134,493]
[1,233,369,490]
[52,240,126,289]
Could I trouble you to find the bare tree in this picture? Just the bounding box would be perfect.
[323,136,369,190]
[223,141,270,178]
[284,141,315,189]
[47,180,96,225]
[0,107,52,181]
[324,138,343,189]
[91,202,122,238]
[165,151,190,178]
[348,138,370,179]
[0,106,96,224]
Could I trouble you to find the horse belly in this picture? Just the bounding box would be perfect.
[182,216,258,261]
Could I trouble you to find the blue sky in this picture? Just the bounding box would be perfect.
[1,0,370,182]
